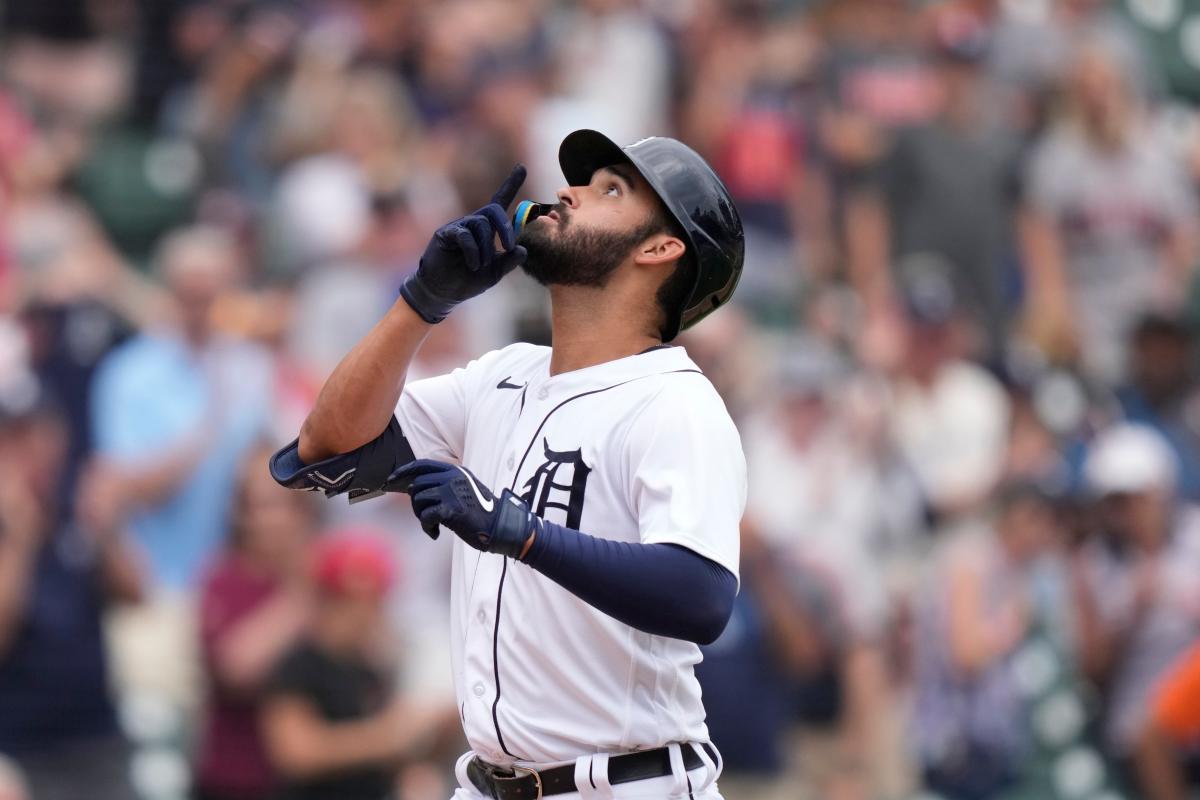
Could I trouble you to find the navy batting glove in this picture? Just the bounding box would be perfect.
[399,166,528,324]
[386,459,538,558]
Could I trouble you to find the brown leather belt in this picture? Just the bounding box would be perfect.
[467,744,716,799]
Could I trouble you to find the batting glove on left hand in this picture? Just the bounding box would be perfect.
[386,460,538,559]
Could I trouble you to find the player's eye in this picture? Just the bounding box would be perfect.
[604,183,620,197]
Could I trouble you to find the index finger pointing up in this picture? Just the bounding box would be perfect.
[490,164,527,210]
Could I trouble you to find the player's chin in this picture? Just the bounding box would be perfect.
[518,248,585,287]
[520,259,615,289]
[516,229,556,285]
[518,224,623,288]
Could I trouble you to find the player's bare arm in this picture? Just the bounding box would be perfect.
[298,166,528,463]
[298,301,431,463]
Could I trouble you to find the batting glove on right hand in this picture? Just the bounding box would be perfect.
[387,459,538,559]
[399,165,528,324]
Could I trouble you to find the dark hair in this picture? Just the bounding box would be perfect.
[650,209,695,340]
[1133,312,1191,344]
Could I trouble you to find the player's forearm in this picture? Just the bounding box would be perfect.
[299,299,432,463]
[523,524,736,645]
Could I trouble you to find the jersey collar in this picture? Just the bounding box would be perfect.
[537,344,700,395]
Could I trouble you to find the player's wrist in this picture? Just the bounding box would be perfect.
[518,525,537,561]
[490,489,539,560]
[399,272,457,324]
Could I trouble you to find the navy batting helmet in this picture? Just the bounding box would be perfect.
[557,130,744,341]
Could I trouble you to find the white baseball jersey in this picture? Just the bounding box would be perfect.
[394,342,746,766]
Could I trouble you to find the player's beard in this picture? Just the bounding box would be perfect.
[518,206,660,288]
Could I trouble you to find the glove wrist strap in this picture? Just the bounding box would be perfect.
[399,273,456,324]
[491,489,539,560]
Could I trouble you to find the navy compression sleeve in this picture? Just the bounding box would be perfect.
[522,522,737,645]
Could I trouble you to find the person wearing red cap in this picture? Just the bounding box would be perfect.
[310,534,395,598]
[259,532,450,800]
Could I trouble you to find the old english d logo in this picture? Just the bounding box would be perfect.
[521,439,591,529]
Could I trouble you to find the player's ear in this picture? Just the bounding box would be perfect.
[633,233,686,267]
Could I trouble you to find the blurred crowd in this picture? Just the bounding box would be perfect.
[4,0,1200,799]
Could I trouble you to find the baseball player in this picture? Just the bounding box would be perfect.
[271,130,746,799]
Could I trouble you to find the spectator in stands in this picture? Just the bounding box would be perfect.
[2,1,1195,796]
[19,294,132,501]
[849,11,1022,359]
[1073,424,1200,784]
[887,262,1010,529]
[679,6,820,319]
[912,480,1069,798]
[695,552,794,800]
[193,444,317,800]
[261,533,450,800]
[1115,314,1200,501]
[1020,40,1198,381]
[267,66,450,278]
[0,373,143,800]
[1136,639,1200,800]
[960,0,1160,108]
[812,0,939,334]
[740,338,918,799]
[90,224,274,712]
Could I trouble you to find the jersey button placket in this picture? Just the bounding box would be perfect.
[473,682,485,697]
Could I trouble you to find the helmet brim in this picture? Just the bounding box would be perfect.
[558,129,633,189]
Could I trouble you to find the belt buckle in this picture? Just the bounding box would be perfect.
[510,765,543,799]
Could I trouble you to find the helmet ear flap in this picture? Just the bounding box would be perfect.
[657,252,697,342]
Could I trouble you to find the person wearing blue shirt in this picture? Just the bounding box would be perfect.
[89,226,273,710]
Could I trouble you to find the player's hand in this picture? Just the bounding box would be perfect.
[399,166,528,323]
[386,459,538,559]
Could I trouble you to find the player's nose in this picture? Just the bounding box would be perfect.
[556,186,579,208]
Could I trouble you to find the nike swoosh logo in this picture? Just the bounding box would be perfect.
[309,467,355,487]
[456,467,494,512]
[496,376,526,390]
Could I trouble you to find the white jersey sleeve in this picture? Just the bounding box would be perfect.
[394,367,472,463]
[395,343,540,463]
[622,375,746,580]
